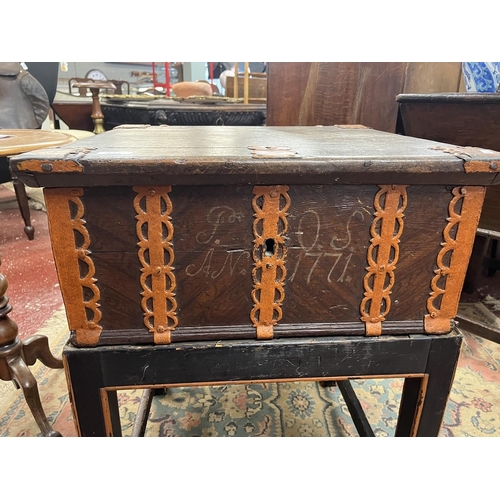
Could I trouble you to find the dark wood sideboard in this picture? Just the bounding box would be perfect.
[52,96,266,131]
[101,99,266,128]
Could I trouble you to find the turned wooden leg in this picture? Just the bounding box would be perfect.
[6,352,61,437]
[11,175,34,240]
[23,335,63,369]
[0,261,61,436]
[90,88,105,134]
[71,80,115,134]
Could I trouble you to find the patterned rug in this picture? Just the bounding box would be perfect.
[1,305,500,437]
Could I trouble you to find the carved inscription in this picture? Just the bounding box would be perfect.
[43,188,102,346]
[288,209,364,285]
[185,206,250,278]
[425,186,486,333]
[250,186,291,339]
[133,186,178,344]
[360,185,408,336]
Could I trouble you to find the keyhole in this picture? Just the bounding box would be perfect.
[264,238,275,257]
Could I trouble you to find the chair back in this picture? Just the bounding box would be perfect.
[0,62,49,129]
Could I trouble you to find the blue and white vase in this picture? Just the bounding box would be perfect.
[462,62,500,92]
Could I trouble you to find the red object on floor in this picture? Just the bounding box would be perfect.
[0,186,63,339]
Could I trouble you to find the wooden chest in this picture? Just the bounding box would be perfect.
[10,125,500,347]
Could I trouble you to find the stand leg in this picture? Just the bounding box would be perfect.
[395,377,426,437]
[131,389,154,437]
[64,348,109,436]
[396,332,462,437]
[104,390,123,437]
[337,380,375,437]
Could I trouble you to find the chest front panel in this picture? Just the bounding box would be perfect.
[44,180,482,346]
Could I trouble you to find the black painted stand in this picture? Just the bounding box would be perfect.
[63,330,462,437]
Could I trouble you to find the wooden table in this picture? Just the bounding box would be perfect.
[10,125,500,436]
[0,129,74,239]
[52,95,266,132]
[397,92,500,342]
[0,129,74,436]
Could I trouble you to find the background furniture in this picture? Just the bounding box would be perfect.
[71,81,116,133]
[23,62,59,107]
[0,128,74,435]
[266,62,464,130]
[52,97,266,130]
[101,98,266,127]
[11,125,498,436]
[225,72,267,103]
[69,77,128,97]
[0,251,63,437]
[0,129,74,239]
[396,92,500,147]
[52,97,94,132]
[396,92,500,343]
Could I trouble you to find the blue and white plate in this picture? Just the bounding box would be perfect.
[462,62,500,92]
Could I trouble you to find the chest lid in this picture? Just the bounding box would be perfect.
[9,125,500,188]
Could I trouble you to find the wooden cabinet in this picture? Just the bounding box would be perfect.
[266,62,463,131]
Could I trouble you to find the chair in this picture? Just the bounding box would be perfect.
[107,79,129,95]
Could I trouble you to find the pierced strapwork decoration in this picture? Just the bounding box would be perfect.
[250,185,291,339]
[425,186,486,333]
[133,186,178,344]
[43,188,102,346]
[360,185,408,336]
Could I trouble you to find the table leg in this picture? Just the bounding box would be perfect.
[1,264,61,436]
[337,380,375,437]
[6,353,61,436]
[395,376,427,436]
[11,175,34,240]
[415,333,462,436]
[22,334,63,368]
[101,390,122,437]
